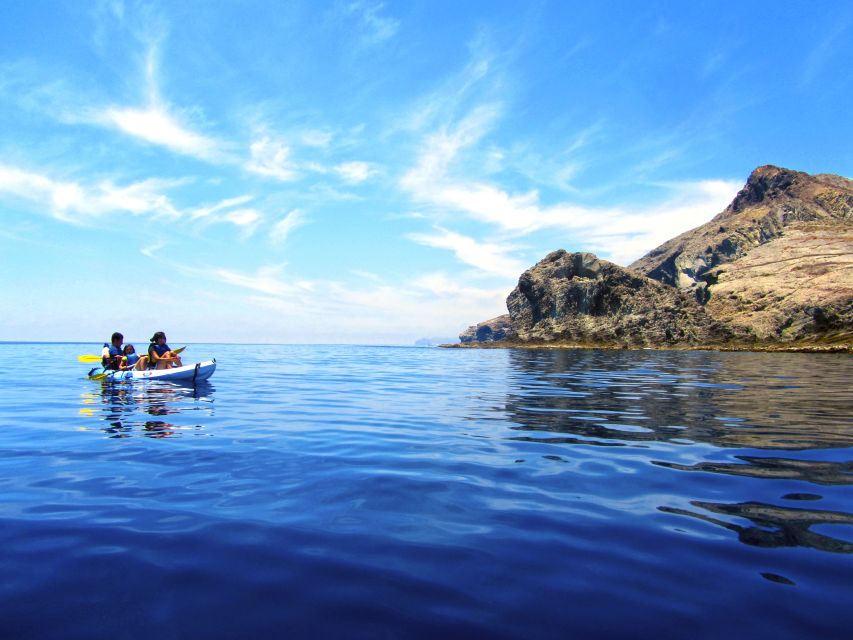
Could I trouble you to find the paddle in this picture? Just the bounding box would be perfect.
[79,346,186,363]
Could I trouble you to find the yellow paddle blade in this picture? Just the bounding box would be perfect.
[89,373,108,380]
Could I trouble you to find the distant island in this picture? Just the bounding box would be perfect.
[451,166,853,352]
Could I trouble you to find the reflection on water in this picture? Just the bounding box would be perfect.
[504,349,853,451]
[659,501,853,554]
[504,348,853,556]
[653,457,853,485]
[79,381,215,438]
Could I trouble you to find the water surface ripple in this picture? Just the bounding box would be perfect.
[0,343,851,638]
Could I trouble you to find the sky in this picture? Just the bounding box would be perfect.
[1,1,851,344]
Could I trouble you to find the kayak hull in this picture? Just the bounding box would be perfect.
[97,360,216,383]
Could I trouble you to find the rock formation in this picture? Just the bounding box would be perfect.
[459,315,512,343]
[456,166,853,351]
[504,250,733,347]
[629,166,853,345]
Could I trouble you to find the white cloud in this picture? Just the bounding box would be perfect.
[334,161,377,183]
[0,164,185,222]
[401,103,502,193]
[410,271,509,299]
[190,195,254,220]
[408,175,741,266]
[225,208,261,227]
[246,136,297,181]
[270,209,307,244]
[209,263,507,343]
[407,227,525,279]
[141,242,165,258]
[102,104,223,161]
[400,93,742,267]
[301,129,334,147]
[345,1,400,46]
[215,265,302,297]
[81,46,226,162]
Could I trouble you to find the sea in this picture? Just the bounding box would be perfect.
[0,342,851,639]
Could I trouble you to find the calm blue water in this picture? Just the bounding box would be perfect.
[0,343,851,639]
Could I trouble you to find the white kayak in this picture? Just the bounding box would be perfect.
[94,360,216,383]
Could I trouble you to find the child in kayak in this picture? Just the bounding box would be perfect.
[148,331,183,370]
[119,344,148,371]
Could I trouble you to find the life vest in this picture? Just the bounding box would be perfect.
[102,343,123,370]
[123,352,140,367]
[148,342,172,367]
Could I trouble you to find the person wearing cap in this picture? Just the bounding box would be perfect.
[147,331,183,370]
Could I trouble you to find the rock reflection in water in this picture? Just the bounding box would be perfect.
[652,457,853,486]
[80,382,214,438]
[659,501,853,554]
[504,349,853,450]
[504,348,853,557]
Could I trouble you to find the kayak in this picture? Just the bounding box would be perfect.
[94,360,216,383]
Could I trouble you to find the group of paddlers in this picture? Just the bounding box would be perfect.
[102,331,183,371]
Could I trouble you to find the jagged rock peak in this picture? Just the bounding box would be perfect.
[728,165,800,213]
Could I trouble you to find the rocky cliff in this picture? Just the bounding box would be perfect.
[629,166,853,345]
[456,166,853,351]
[504,251,733,347]
[459,315,512,344]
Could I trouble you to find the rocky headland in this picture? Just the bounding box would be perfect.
[454,166,853,352]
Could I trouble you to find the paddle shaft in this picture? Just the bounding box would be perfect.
[80,346,185,363]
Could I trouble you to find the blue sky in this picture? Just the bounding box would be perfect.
[2,1,851,344]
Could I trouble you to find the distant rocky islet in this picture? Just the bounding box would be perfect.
[455,166,853,352]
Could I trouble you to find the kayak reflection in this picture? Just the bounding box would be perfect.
[81,381,215,438]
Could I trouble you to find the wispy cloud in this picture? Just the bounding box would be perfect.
[344,1,400,46]
[190,195,255,220]
[406,163,741,266]
[88,47,226,162]
[208,262,508,342]
[246,136,298,181]
[0,164,185,223]
[270,209,308,244]
[215,265,307,297]
[407,227,524,278]
[301,129,334,148]
[101,103,223,161]
[398,52,741,269]
[400,103,502,193]
[800,17,851,89]
[334,161,377,183]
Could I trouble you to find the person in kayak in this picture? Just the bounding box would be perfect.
[101,332,124,370]
[148,331,183,370]
[119,344,148,371]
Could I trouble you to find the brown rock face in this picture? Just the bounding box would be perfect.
[505,251,732,347]
[629,165,853,344]
[459,315,512,343]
